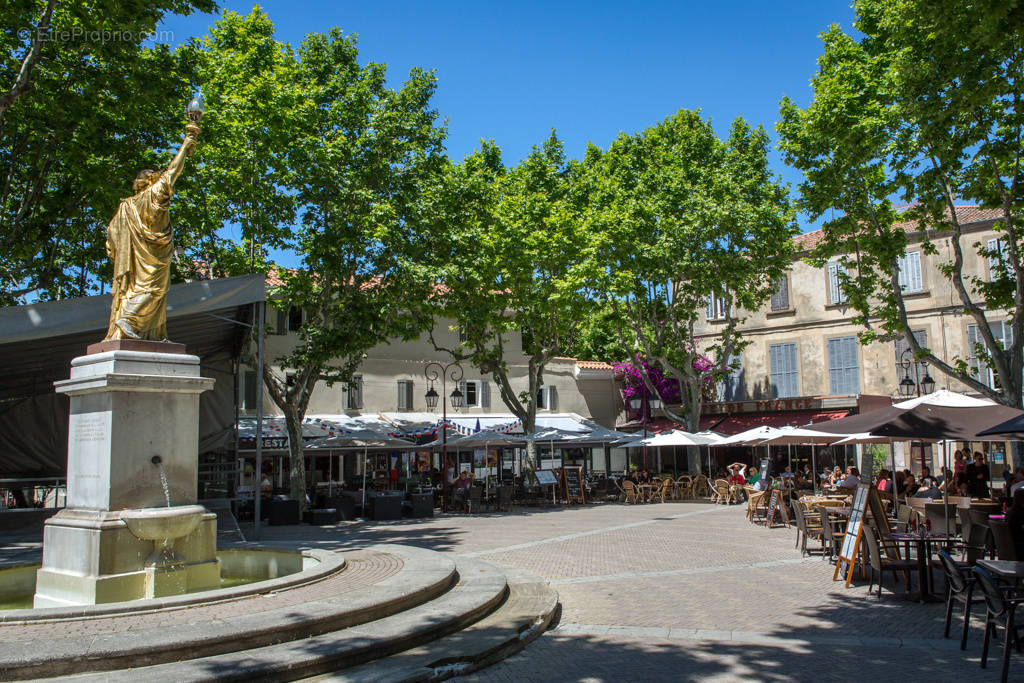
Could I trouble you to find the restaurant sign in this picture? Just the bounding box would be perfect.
[704,397,826,415]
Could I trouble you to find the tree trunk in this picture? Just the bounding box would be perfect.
[282,406,307,513]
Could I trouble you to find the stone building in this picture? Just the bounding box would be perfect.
[694,206,1018,473]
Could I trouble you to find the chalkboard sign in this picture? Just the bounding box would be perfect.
[561,466,585,505]
[765,489,789,528]
[833,484,869,587]
[534,469,558,486]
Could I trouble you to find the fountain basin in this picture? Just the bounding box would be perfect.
[120,505,206,542]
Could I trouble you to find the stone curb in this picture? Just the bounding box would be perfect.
[0,547,343,624]
[324,565,560,682]
[48,555,512,682]
[0,545,455,681]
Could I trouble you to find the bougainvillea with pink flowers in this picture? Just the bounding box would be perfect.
[615,354,717,420]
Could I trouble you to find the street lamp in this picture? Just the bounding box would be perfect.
[896,348,935,398]
[630,389,662,469]
[896,347,936,474]
[424,360,464,511]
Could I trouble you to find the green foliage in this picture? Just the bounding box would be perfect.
[870,444,890,474]
[580,109,797,430]
[0,0,215,304]
[426,131,586,442]
[777,0,1024,406]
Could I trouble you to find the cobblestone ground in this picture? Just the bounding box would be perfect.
[246,501,999,682]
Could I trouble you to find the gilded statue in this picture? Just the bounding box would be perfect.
[104,106,202,342]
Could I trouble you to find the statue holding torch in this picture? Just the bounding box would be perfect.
[103,90,205,341]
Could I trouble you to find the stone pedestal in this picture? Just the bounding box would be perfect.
[34,345,219,607]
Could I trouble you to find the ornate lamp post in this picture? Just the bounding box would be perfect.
[629,388,662,469]
[425,360,464,511]
[896,347,936,474]
[186,88,205,123]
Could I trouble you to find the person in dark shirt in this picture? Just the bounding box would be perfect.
[1006,489,1024,559]
[638,469,653,484]
[965,452,990,498]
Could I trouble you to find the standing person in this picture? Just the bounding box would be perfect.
[953,450,967,477]
[966,452,990,498]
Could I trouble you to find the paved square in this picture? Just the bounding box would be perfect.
[245,501,997,681]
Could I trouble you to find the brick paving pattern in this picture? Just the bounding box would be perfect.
[0,549,400,642]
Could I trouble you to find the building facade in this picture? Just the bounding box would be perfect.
[694,207,1018,473]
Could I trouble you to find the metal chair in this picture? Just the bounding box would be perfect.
[862,525,917,599]
[974,566,1024,683]
[990,518,1020,561]
[937,550,982,650]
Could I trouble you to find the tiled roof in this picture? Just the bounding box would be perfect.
[793,206,1004,252]
[575,360,614,370]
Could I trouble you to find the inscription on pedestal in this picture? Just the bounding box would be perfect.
[74,415,106,442]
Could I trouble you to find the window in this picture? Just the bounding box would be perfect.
[988,238,1012,280]
[345,375,363,410]
[273,307,288,335]
[967,321,1012,389]
[241,370,258,410]
[769,276,790,312]
[397,379,414,411]
[769,343,799,398]
[897,251,923,293]
[826,262,847,304]
[705,293,728,321]
[827,336,860,396]
[458,380,489,408]
[287,306,304,332]
[537,385,558,411]
[717,354,744,401]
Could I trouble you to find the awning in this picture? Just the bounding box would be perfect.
[698,410,850,436]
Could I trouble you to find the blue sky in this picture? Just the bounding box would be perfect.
[158,1,858,233]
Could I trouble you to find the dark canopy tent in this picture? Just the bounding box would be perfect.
[0,275,265,477]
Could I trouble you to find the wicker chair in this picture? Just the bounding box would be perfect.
[649,478,673,503]
[791,499,825,556]
[712,479,731,505]
[691,474,710,499]
[675,476,692,500]
[622,480,642,504]
[746,488,770,523]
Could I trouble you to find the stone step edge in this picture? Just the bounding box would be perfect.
[50,557,511,683]
[1,547,345,624]
[0,545,454,681]
[323,569,559,682]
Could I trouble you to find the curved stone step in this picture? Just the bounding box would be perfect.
[48,556,511,683]
[316,565,559,682]
[1,545,454,681]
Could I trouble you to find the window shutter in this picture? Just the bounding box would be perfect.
[967,324,982,383]
[828,338,841,394]
[481,380,490,408]
[548,386,558,412]
[987,238,1010,280]
[275,308,288,335]
[770,277,789,311]
[398,380,412,411]
[827,262,846,304]
[457,380,467,406]
[906,252,923,292]
[785,344,799,398]
[896,255,907,290]
[706,295,714,321]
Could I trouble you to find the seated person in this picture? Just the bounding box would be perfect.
[875,469,891,492]
[838,466,860,489]
[911,477,941,499]
[828,466,843,487]
[452,470,472,506]
[728,465,746,486]
[638,469,653,484]
[626,470,640,486]
[746,466,761,487]
[902,474,919,499]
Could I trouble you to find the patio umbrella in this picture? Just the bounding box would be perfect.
[977,413,1024,440]
[638,429,721,447]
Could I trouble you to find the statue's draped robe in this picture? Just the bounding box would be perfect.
[104,172,174,340]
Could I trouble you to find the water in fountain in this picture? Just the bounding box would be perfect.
[152,455,172,507]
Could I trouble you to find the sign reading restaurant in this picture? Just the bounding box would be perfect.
[703,397,828,415]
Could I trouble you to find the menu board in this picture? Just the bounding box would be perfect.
[766,489,781,527]
[561,466,585,505]
[833,483,869,587]
[534,469,558,486]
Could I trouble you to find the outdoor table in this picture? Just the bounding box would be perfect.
[887,531,955,602]
[977,559,1024,584]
